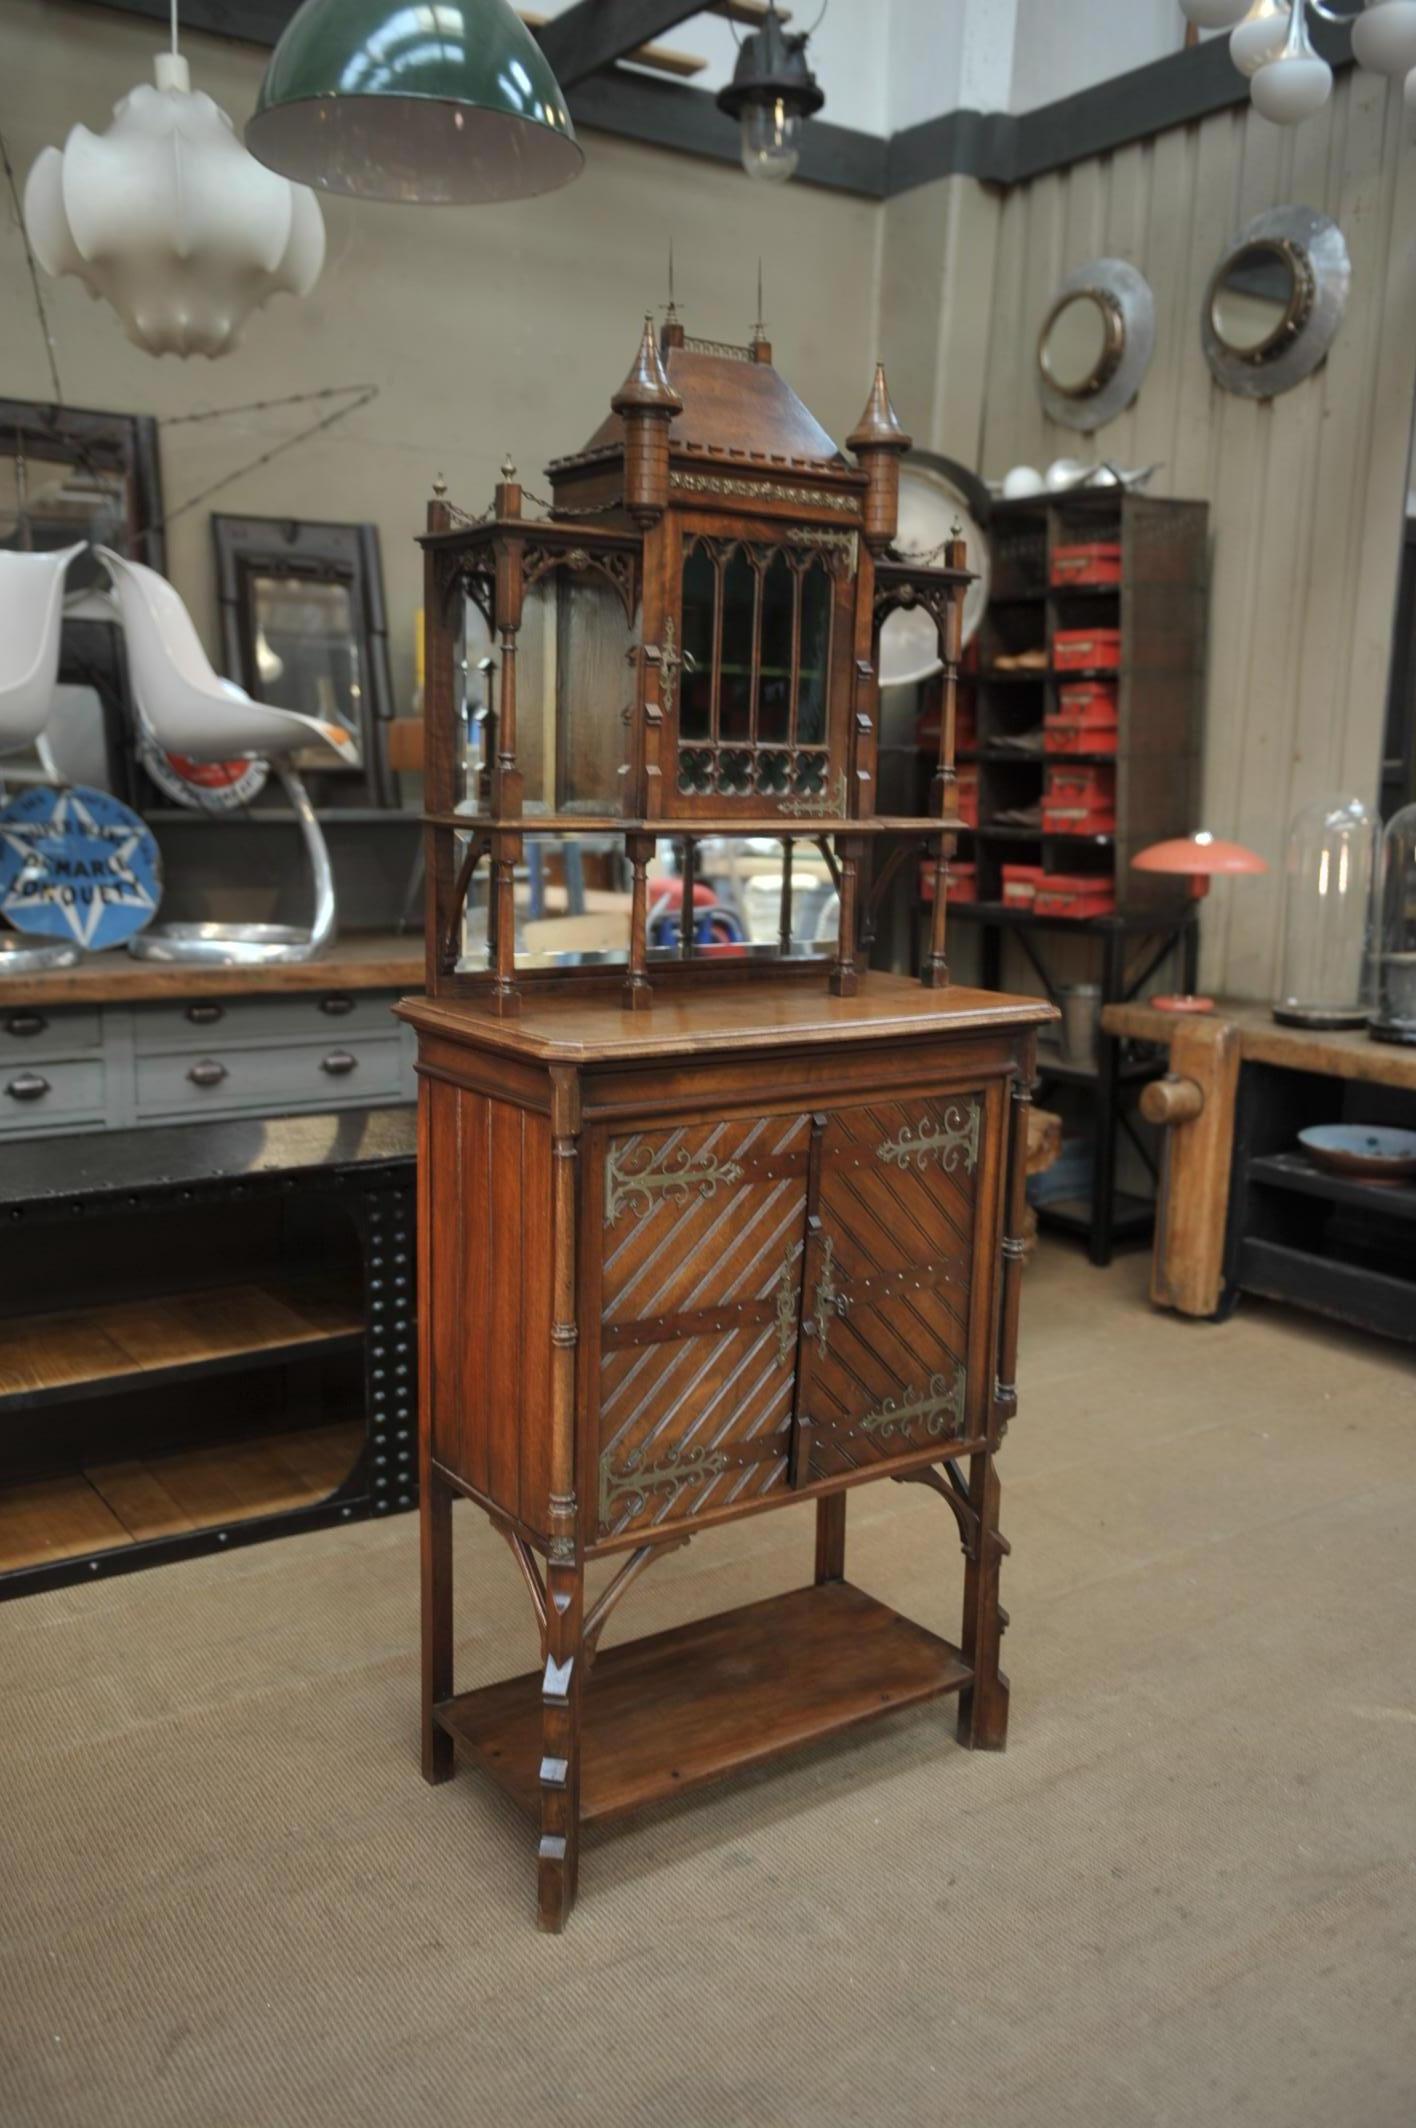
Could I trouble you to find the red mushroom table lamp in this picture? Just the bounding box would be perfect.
[1131,831,1268,1013]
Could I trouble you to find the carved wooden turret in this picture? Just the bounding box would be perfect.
[849,362,912,553]
[612,315,682,526]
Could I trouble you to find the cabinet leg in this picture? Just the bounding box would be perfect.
[814,1491,846,1583]
[537,1558,584,1933]
[956,1455,1009,1751]
[421,1469,455,1785]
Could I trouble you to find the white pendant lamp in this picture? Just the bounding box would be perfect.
[1251,0,1334,117]
[23,10,324,359]
[1231,0,1293,75]
[1180,0,1250,27]
[1222,0,1416,122]
[1351,0,1416,74]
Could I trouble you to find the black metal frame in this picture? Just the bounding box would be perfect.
[0,1113,416,1603]
[212,512,398,808]
[953,903,1198,1267]
[0,395,164,571]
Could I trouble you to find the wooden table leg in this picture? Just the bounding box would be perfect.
[814,1491,846,1583]
[538,1557,584,1932]
[1148,1016,1242,1318]
[956,1455,1009,1751]
[421,1469,454,1785]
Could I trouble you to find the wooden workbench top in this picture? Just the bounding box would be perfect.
[0,933,424,1008]
[1102,998,1416,1093]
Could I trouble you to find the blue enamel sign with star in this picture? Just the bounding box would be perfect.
[0,786,162,952]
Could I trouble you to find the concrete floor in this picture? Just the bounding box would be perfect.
[2,1243,1414,2128]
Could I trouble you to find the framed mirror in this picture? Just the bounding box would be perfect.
[1036,259,1155,432]
[1203,208,1349,400]
[213,514,398,807]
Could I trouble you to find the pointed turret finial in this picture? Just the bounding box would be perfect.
[612,314,684,416]
[848,363,912,454]
[500,453,516,481]
[750,257,771,363]
[432,471,448,499]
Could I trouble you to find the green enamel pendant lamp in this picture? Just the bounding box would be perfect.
[246,0,583,205]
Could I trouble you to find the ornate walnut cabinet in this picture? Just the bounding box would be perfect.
[397,310,1054,1931]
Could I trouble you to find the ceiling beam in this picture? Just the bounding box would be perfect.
[532,2,707,90]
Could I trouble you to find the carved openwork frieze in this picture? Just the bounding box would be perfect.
[670,471,861,519]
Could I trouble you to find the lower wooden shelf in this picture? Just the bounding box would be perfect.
[436,1580,971,1825]
[0,1279,364,1412]
[0,1419,363,1572]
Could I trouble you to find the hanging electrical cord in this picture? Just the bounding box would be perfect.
[0,122,64,406]
[148,383,381,535]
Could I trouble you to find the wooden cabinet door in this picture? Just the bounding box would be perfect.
[793,1092,986,1483]
[594,1112,811,1540]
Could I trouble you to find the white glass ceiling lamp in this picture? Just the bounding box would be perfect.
[24,39,324,359]
[1251,0,1334,118]
[1351,0,1416,73]
[1231,0,1292,73]
[1180,0,1250,26]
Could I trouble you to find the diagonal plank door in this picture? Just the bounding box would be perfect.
[595,1112,811,1540]
[795,1094,982,1482]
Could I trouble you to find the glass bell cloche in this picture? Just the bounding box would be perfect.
[1371,799,1416,1046]
[1273,793,1378,1029]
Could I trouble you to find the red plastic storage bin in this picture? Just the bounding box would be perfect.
[1054,627,1121,673]
[1046,680,1118,755]
[1051,541,1122,588]
[920,859,977,905]
[1001,862,1045,909]
[1043,763,1115,833]
[1033,873,1116,918]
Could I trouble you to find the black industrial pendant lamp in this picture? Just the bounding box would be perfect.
[716,1,825,186]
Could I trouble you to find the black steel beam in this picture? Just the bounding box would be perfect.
[532,0,705,89]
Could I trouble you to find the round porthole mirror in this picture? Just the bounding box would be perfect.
[1209,239,1313,364]
[1203,208,1349,399]
[1036,259,1155,432]
[1038,290,1123,399]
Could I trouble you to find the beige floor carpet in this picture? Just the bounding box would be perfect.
[2,1243,1414,2128]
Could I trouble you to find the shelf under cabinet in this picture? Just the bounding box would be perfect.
[0,1277,364,1412]
[0,1417,364,1571]
[1039,1190,1154,1241]
[436,1580,971,1826]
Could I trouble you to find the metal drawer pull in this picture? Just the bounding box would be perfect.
[5,1013,47,1038]
[5,1071,50,1102]
[320,993,355,1016]
[187,1059,229,1088]
[186,1003,224,1025]
[321,1049,359,1076]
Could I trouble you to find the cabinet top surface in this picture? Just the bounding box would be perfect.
[398,974,1054,1064]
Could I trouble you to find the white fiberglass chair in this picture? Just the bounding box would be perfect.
[95,546,354,964]
[0,542,87,971]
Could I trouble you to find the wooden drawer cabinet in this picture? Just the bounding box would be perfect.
[1,1056,106,1132]
[402,978,1050,1931]
[135,1034,406,1120]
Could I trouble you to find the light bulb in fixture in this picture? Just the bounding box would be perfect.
[740,99,801,183]
[1250,0,1332,123]
[1351,0,1416,76]
[1231,0,1291,75]
[716,2,824,187]
[1180,0,1250,27]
